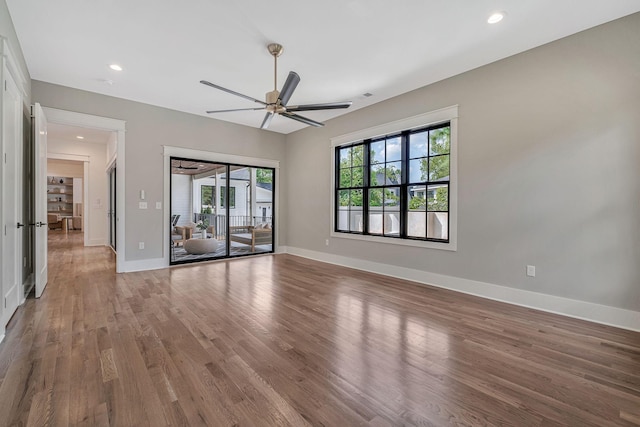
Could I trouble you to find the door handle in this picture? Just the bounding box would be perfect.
[17,222,25,228]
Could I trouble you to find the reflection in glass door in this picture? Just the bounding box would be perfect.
[170,157,274,265]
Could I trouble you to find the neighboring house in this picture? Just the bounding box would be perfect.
[173,168,273,229]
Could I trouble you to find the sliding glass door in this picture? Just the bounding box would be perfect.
[170,157,274,265]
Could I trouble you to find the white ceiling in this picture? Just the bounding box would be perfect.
[7,1,640,134]
[47,123,113,144]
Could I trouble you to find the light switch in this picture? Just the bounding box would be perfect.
[139,202,147,209]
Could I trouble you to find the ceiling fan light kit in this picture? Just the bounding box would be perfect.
[200,43,352,130]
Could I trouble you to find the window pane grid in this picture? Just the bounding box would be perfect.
[336,123,450,242]
[337,144,365,233]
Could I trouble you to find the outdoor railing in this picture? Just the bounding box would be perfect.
[193,214,272,239]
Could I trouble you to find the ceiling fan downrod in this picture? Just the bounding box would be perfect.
[266,43,285,112]
[267,43,283,91]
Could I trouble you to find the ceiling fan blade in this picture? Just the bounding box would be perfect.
[260,112,274,129]
[286,101,353,112]
[177,161,198,170]
[206,107,265,114]
[278,72,300,106]
[200,80,267,106]
[281,112,324,127]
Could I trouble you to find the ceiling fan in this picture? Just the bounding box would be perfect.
[175,161,198,170]
[200,43,352,130]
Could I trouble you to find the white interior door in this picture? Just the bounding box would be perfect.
[2,65,22,323]
[33,103,48,298]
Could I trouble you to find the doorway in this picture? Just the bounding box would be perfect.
[169,157,275,264]
[38,108,126,273]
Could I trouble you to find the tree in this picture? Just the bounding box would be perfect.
[428,187,448,211]
[339,144,405,207]
[419,127,450,181]
[430,127,450,155]
[339,146,364,207]
[201,185,214,212]
[256,168,273,184]
[409,196,426,210]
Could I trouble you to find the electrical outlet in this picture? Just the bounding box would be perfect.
[139,202,147,209]
[526,265,536,277]
[325,239,329,246]
[139,242,145,250]
[155,202,162,209]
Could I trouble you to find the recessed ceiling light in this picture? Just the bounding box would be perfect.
[109,64,123,71]
[488,12,505,24]
[76,136,84,140]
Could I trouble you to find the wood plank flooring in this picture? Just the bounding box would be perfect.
[0,231,639,426]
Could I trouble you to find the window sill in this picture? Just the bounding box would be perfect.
[330,231,457,251]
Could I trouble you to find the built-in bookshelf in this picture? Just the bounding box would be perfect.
[47,176,74,214]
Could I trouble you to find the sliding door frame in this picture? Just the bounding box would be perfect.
[163,146,280,267]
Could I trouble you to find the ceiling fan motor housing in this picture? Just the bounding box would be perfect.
[265,90,286,113]
[266,90,279,105]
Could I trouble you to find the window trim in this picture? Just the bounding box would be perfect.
[330,105,458,251]
[220,185,236,209]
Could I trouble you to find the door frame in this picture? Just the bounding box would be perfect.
[162,145,280,267]
[1,60,23,327]
[42,108,126,272]
[1,38,28,340]
[106,159,116,252]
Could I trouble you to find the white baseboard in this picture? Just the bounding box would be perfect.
[86,239,107,247]
[284,246,640,332]
[21,273,34,304]
[121,257,167,273]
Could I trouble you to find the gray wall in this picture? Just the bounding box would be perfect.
[284,13,640,311]
[32,81,287,261]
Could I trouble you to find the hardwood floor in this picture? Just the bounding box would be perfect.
[0,232,639,426]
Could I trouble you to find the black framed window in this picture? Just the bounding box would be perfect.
[335,122,450,242]
[336,145,365,232]
[220,186,236,209]
[201,185,214,213]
